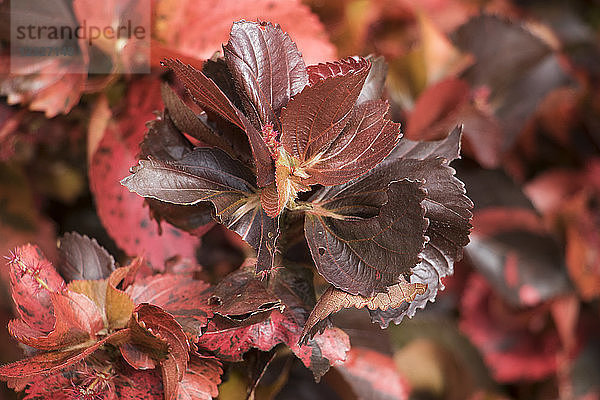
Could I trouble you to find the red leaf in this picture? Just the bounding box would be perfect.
[89,78,199,271]
[1,51,87,118]
[406,78,503,168]
[24,359,165,400]
[291,325,350,380]
[120,341,157,370]
[72,0,150,73]
[114,363,164,400]
[6,244,65,333]
[459,274,561,382]
[10,290,104,351]
[0,329,129,388]
[336,347,411,400]
[196,265,350,379]
[129,274,212,339]
[524,169,584,215]
[405,78,470,141]
[154,0,336,65]
[280,58,370,163]
[177,355,223,400]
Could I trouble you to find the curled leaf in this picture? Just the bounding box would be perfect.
[301,279,427,342]
[129,304,190,400]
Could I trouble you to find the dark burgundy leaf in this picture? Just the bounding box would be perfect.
[300,99,401,186]
[368,130,473,326]
[244,349,278,399]
[139,109,194,162]
[57,232,116,282]
[7,244,64,333]
[207,260,281,321]
[336,347,410,400]
[224,20,308,128]
[139,107,215,236]
[199,57,256,166]
[160,83,239,157]
[126,146,257,203]
[122,147,279,273]
[307,56,369,86]
[386,157,472,274]
[128,274,212,339]
[563,193,600,301]
[305,179,428,296]
[467,207,571,307]
[162,58,275,187]
[146,198,215,238]
[452,15,573,148]
[281,57,370,162]
[567,338,600,398]
[201,57,245,112]
[196,264,350,379]
[385,125,462,165]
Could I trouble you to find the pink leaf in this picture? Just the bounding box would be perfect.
[88,78,199,271]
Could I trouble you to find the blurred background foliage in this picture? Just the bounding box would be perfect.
[1,0,600,399]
